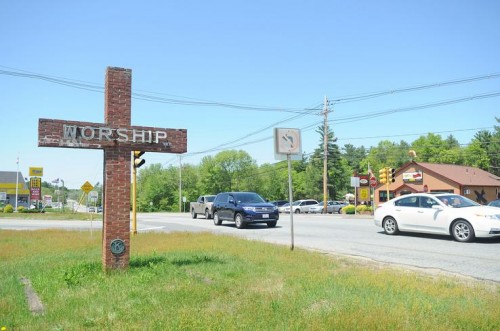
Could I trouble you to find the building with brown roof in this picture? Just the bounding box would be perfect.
[375,161,500,205]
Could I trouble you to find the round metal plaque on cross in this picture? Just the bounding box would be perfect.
[110,239,126,255]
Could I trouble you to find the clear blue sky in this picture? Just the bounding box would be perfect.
[1,1,499,188]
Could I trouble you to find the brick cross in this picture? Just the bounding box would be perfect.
[38,67,187,270]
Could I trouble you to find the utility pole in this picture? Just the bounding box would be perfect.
[323,96,328,213]
[15,155,19,212]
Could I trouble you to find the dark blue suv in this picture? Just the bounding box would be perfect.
[211,192,279,229]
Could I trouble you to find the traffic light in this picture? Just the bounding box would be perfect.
[388,168,396,183]
[379,168,387,184]
[133,151,145,169]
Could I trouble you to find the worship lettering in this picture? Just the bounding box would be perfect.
[63,124,168,144]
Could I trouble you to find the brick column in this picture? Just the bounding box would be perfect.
[103,67,132,270]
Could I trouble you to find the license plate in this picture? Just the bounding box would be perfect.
[262,214,269,218]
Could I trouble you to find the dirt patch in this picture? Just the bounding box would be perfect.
[20,277,45,315]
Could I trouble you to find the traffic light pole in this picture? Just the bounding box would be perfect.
[379,167,391,202]
[131,151,145,235]
[132,162,137,235]
[385,179,390,202]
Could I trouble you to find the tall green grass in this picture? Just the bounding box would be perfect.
[1,230,498,330]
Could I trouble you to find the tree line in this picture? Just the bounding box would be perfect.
[135,119,499,212]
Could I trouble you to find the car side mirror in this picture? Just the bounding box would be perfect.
[228,198,235,205]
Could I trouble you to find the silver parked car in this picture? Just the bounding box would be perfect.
[331,201,348,214]
[374,193,500,242]
[309,201,332,214]
[283,199,319,213]
[278,202,290,213]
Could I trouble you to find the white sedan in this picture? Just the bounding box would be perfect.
[278,203,289,213]
[374,193,500,242]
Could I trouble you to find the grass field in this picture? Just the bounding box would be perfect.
[1,230,498,330]
[0,211,102,221]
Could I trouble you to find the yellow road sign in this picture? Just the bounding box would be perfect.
[81,181,94,193]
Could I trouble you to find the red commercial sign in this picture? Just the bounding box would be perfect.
[30,177,41,200]
[359,174,370,186]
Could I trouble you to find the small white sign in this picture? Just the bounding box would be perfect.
[274,128,302,161]
[350,177,360,187]
[403,171,423,182]
[89,191,98,202]
[0,192,6,201]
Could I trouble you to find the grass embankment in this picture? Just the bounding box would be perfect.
[0,211,102,221]
[1,230,498,330]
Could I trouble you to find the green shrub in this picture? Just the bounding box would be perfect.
[4,204,14,213]
[356,205,368,213]
[0,207,3,213]
[17,206,26,212]
[342,204,356,214]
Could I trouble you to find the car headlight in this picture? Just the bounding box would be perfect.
[242,206,256,212]
[476,213,500,220]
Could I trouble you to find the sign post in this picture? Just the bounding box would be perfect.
[274,128,302,251]
[38,67,187,270]
[350,177,360,214]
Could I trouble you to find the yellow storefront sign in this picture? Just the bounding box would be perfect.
[29,167,44,177]
[359,188,370,201]
[30,177,41,188]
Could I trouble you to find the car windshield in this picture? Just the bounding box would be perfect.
[436,195,479,208]
[206,196,215,202]
[234,193,265,204]
[292,201,302,206]
[489,200,500,207]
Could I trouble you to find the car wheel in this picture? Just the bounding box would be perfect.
[191,208,197,219]
[383,217,399,235]
[267,221,277,228]
[235,213,245,229]
[213,212,222,226]
[451,220,475,242]
[205,209,212,219]
[337,208,342,214]
[294,209,301,214]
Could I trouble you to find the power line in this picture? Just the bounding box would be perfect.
[0,66,321,114]
[337,127,494,142]
[2,65,498,162]
[331,91,500,124]
[330,72,500,104]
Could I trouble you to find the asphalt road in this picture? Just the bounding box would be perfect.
[1,212,499,282]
